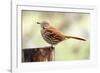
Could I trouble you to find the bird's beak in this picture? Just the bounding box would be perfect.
[37,22,41,24]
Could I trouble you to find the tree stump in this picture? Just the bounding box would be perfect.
[22,46,55,62]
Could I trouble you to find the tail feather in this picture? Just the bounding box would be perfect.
[65,36,86,41]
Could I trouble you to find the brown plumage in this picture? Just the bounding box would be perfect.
[37,21,86,46]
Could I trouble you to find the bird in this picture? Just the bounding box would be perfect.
[37,21,86,46]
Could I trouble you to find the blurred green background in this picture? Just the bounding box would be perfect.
[22,10,90,61]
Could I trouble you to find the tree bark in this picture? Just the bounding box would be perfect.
[22,46,55,62]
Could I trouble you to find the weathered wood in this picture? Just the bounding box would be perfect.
[22,46,55,62]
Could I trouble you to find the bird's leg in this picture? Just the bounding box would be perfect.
[51,45,54,49]
[50,45,55,61]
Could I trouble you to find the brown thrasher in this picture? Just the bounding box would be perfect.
[37,21,86,46]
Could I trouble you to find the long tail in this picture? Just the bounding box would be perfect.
[65,36,86,41]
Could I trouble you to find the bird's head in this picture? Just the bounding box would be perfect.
[37,21,50,29]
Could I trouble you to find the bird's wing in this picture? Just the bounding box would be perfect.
[45,26,66,40]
